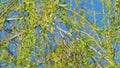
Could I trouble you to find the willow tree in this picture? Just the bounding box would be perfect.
[0,0,120,68]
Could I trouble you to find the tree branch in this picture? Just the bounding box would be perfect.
[0,0,19,18]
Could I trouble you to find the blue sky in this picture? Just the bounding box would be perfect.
[0,0,119,68]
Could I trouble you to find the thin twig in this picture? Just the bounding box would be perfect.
[56,25,72,36]
[59,5,106,57]
[0,0,19,18]
[89,45,113,65]
[92,56,102,68]
[6,17,23,21]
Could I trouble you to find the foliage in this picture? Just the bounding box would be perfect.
[0,0,120,68]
